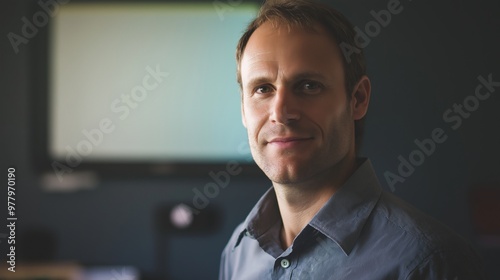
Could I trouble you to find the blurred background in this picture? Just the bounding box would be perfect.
[1,0,499,279]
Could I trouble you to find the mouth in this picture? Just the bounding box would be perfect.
[267,136,313,148]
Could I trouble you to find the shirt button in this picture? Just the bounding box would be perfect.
[280,258,290,268]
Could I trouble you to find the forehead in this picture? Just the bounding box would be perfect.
[240,21,344,85]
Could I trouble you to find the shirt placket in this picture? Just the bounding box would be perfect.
[271,245,299,280]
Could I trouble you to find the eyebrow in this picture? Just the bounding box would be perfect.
[244,71,329,89]
[288,71,328,82]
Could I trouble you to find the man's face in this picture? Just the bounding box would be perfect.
[240,22,369,185]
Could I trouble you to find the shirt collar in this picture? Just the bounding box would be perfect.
[234,186,281,249]
[234,158,382,255]
[308,158,382,255]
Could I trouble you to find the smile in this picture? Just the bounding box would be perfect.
[267,137,313,148]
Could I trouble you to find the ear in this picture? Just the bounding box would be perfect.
[350,75,371,120]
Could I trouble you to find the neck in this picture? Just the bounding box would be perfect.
[275,156,357,249]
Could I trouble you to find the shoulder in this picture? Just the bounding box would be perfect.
[372,191,484,279]
[219,222,246,278]
[375,191,467,247]
[220,222,276,280]
[221,222,246,256]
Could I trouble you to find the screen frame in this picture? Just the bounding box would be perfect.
[30,0,263,178]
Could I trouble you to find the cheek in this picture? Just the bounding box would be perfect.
[327,109,354,150]
[243,102,264,140]
[315,101,352,141]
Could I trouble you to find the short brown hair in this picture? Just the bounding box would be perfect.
[236,0,367,152]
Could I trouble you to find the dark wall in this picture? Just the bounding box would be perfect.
[1,0,499,279]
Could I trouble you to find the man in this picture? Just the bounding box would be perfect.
[220,0,484,279]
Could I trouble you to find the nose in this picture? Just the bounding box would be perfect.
[269,87,300,125]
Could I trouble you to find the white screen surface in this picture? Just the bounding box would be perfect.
[49,3,257,162]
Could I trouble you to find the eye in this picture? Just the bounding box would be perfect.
[254,85,274,95]
[299,81,323,94]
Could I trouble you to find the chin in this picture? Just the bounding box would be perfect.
[263,163,313,185]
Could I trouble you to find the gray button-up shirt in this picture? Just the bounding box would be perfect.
[220,159,483,279]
